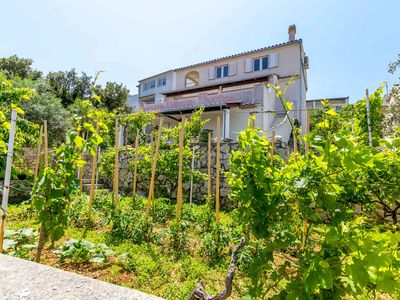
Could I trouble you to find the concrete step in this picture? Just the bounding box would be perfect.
[0,254,163,300]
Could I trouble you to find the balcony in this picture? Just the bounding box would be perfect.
[140,87,262,113]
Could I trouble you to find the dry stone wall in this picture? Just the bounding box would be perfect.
[109,140,290,205]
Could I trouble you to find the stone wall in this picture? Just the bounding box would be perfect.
[110,139,290,204]
[0,180,33,203]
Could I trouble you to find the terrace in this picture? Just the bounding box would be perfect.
[140,86,263,113]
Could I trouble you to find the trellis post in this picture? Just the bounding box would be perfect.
[34,125,43,180]
[175,117,185,222]
[270,130,276,164]
[88,125,99,221]
[43,120,48,168]
[215,116,221,225]
[146,118,163,220]
[113,117,119,206]
[207,131,211,205]
[132,129,140,197]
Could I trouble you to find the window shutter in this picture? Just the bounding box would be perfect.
[244,58,253,73]
[269,52,279,68]
[208,67,215,80]
[228,62,237,76]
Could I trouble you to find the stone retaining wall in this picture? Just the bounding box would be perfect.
[111,140,290,204]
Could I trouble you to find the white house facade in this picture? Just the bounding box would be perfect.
[137,25,309,143]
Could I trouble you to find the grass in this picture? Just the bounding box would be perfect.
[4,192,250,300]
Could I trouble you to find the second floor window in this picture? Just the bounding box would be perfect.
[253,56,269,71]
[143,80,156,91]
[157,77,166,87]
[216,65,229,78]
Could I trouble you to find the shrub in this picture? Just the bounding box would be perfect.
[55,239,114,263]
[199,224,231,263]
[3,228,37,258]
[167,221,190,256]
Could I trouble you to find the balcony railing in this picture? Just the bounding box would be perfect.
[141,87,261,113]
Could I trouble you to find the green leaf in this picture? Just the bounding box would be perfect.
[83,122,96,133]
[74,136,84,148]
[76,160,86,167]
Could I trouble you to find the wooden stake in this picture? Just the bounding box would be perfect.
[146,118,164,220]
[88,125,99,221]
[175,117,185,222]
[207,131,212,205]
[34,125,43,180]
[43,120,48,168]
[35,221,45,262]
[35,119,48,262]
[301,219,307,251]
[251,113,256,128]
[215,116,221,225]
[305,109,310,153]
[270,130,275,164]
[113,118,119,206]
[293,131,298,153]
[148,130,154,203]
[0,110,18,253]
[132,129,140,197]
[79,131,86,193]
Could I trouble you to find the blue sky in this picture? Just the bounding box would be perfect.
[2,0,399,103]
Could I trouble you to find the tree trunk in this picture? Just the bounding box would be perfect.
[188,237,248,300]
[35,222,45,263]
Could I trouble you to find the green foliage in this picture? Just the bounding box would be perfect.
[167,221,190,256]
[0,72,38,179]
[382,85,400,137]
[0,55,42,80]
[56,239,114,263]
[388,53,400,76]
[3,228,37,258]
[120,108,155,144]
[15,77,72,145]
[199,224,231,263]
[229,102,400,298]
[46,69,93,107]
[31,128,103,245]
[46,69,130,112]
[93,81,130,112]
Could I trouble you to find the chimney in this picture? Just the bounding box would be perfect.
[288,24,296,42]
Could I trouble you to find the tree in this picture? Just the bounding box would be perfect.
[388,53,400,77]
[0,72,37,179]
[382,85,400,137]
[46,69,92,107]
[95,81,129,112]
[0,55,42,80]
[47,69,130,111]
[14,78,72,145]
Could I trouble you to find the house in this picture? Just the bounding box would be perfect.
[137,25,309,143]
[306,97,349,111]
[127,94,139,112]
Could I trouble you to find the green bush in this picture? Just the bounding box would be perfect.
[55,239,114,263]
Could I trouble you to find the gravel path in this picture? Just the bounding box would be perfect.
[0,254,164,300]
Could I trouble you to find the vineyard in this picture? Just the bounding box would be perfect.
[1,69,400,300]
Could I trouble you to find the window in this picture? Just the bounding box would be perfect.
[216,65,229,78]
[185,71,200,87]
[157,77,167,87]
[143,80,156,91]
[253,56,269,71]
